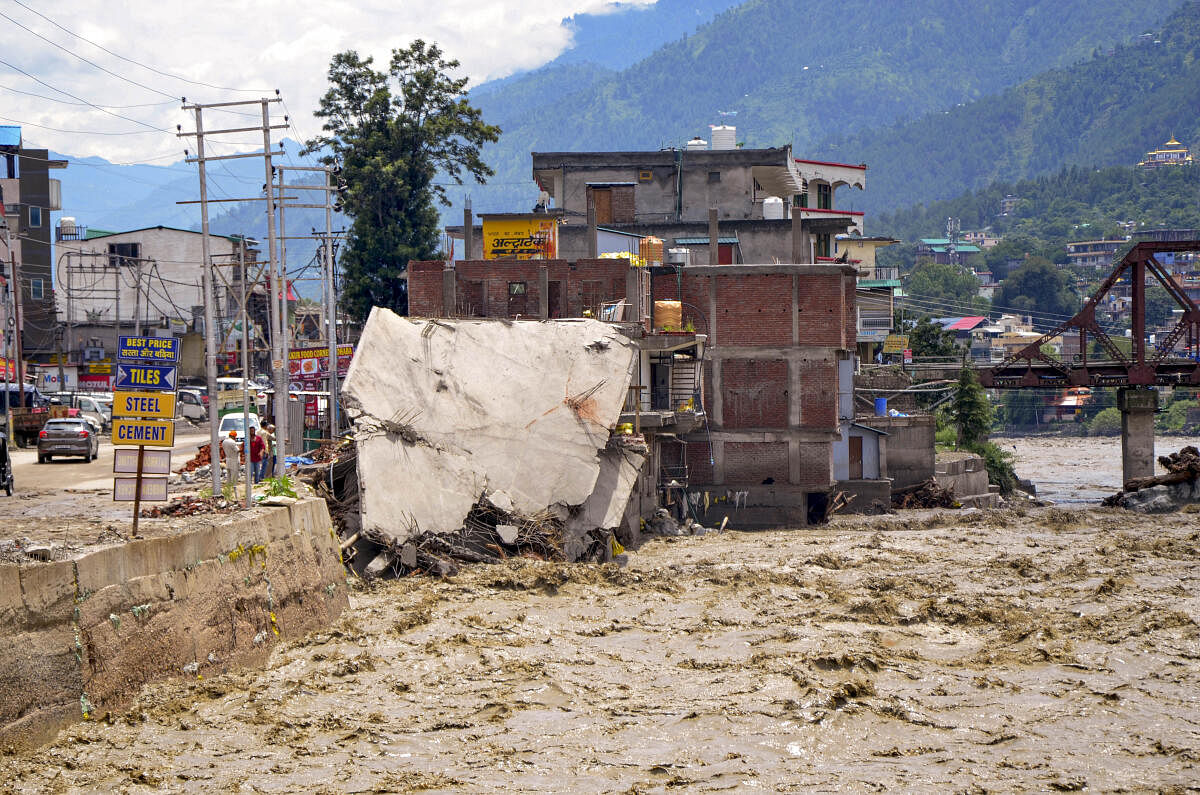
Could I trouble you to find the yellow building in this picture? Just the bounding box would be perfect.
[1138,136,1193,169]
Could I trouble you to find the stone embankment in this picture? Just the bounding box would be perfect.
[0,498,348,750]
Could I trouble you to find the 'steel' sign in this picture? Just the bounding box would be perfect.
[111,419,175,447]
[112,390,175,420]
[117,335,180,363]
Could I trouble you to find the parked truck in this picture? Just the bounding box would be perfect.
[2,384,75,448]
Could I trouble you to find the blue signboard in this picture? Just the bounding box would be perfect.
[114,363,177,392]
[117,335,180,364]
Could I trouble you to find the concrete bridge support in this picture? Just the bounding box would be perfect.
[1119,387,1158,485]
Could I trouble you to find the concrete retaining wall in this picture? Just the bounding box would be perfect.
[857,414,936,490]
[936,454,999,508]
[0,498,348,751]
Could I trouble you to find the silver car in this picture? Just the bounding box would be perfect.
[37,418,99,463]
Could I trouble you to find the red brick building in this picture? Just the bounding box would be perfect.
[409,257,857,527]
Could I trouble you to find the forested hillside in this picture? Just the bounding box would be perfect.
[822,1,1200,216]
[462,0,1184,214]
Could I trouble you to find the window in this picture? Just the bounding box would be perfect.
[29,277,44,300]
[107,242,140,267]
[28,206,41,228]
[794,193,808,208]
[816,234,831,258]
[508,281,526,296]
[817,183,832,210]
[708,171,721,183]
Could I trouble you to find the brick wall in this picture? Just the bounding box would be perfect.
[796,276,849,347]
[720,358,788,429]
[408,260,444,317]
[713,274,793,346]
[797,441,833,487]
[408,259,631,319]
[796,356,838,429]
[612,185,635,224]
[724,442,789,484]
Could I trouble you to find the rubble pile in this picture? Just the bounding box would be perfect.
[296,445,360,540]
[338,310,644,575]
[1104,445,1200,512]
[140,496,240,518]
[892,478,960,509]
[177,443,212,473]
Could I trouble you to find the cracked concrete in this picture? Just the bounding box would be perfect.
[342,310,641,552]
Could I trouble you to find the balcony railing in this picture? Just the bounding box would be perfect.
[859,315,893,330]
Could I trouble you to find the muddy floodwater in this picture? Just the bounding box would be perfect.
[4,502,1199,792]
[998,433,1200,504]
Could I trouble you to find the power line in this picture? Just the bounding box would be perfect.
[0,82,175,108]
[5,0,274,94]
[0,114,162,136]
[0,57,170,132]
[0,8,180,100]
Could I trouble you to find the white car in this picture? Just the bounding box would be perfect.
[217,413,261,442]
[177,389,208,421]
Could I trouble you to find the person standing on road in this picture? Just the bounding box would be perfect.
[221,429,241,487]
[248,427,265,484]
[259,423,276,481]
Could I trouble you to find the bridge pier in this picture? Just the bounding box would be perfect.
[1118,387,1158,486]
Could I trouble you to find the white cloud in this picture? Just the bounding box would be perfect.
[0,0,652,161]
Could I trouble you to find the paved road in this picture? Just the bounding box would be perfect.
[8,427,211,492]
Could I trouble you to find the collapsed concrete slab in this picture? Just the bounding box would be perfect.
[341,309,643,566]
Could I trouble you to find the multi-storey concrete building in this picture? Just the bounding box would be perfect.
[0,125,66,357]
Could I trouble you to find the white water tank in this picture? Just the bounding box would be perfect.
[711,125,737,150]
[686,137,708,151]
[667,247,692,266]
[762,197,785,220]
[59,216,76,234]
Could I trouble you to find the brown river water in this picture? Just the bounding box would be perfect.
[4,499,1199,791]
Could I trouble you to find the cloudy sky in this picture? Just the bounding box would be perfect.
[0,0,652,162]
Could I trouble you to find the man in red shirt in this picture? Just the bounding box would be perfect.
[248,426,266,483]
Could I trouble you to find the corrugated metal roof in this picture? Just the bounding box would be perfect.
[938,316,987,331]
[673,236,739,245]
[0,126,20,147]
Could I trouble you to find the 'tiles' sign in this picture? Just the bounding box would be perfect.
[117,335,180,364]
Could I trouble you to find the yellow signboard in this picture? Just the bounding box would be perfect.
[882,334,910,354]
[112,419,175,447]
[113,390,176,420]
[482,217,557,260]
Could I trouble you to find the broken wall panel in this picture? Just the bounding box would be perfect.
[341,310,639,547]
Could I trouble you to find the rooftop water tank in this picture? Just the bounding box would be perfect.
[667,247,692,266]
[762,197,785,220]
[686,137,708,151]
[59,216,76,234]
[711,125,737,151]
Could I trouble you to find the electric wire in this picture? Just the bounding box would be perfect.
[5,0,274,94]
[0,8,181,100]
[0,57,170,132]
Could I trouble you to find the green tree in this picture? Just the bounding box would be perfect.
[900,316,960,358]
[307,42,501,321]
[996,257,1078,322]
[1088,406,1122,435]
[951,365,992,447]
[999,390,1043,427]
[905,260,987,313]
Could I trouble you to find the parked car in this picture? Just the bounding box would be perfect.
[37,418,99,463]
[217,412,261,442]
[177,388,208,420]
[47,392,107,432]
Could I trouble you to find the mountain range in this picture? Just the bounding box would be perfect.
[41,0,1199,264]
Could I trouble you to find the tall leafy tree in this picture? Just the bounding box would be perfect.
[951,364,992,447]
[307,42,500,321]
[905,260,988,313]
[996,257,1078,323]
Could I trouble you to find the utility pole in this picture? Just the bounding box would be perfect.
[239,243,251,508]
[275,164,342,442]
[275,172,291,458]
[260,99,287,476]
[180,96,287,493]
[13,254,23,398]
